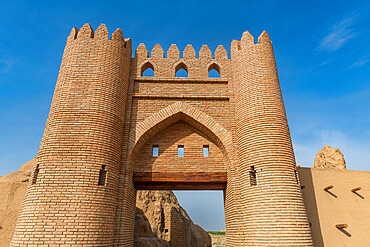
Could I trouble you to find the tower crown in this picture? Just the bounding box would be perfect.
[67,23,131,46]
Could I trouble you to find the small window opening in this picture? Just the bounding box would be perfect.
[152,145,159,157]
[165,229,169,233]
[203,145,209,157]
[175,62,188,77]
[98,165,107,186]
[32,164,40,184]
[178,145,184,157]
[208,63,221,78]
[250,166,257,186]
[141,62,154,77]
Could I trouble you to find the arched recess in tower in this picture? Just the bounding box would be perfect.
[134,120,227,174]
[127,102,233,168]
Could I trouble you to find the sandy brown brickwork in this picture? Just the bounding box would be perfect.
[11,23,313,246]
[10,24,132,246]
[231,31,313,246]
[134,121,226,173]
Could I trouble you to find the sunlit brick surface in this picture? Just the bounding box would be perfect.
[10,24,131,246]
[231,31,313,246]
[11,24,313,246]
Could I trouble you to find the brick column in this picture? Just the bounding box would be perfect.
[11,24,131,246]
[231,31,313,246]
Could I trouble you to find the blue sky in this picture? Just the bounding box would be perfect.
[0,0,369,231]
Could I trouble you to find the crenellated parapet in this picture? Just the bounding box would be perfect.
[67,23,131,45]
[230,30,271,58]
[132,42,231,79]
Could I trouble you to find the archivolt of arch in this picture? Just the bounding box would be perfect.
[127,101,233,167]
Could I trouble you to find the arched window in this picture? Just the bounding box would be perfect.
[208,63,221,78]
[175,62,188,77]
[141,62,154,77]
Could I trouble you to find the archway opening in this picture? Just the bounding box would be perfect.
[174,190,226,231]
[208,63,221,78]
[141,62,155,77]
[175,63,188,77]
[135,189,226,247]
[133,120,227,246]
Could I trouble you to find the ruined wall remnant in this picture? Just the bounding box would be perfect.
[314,145,347,170]
[136,190,211,247]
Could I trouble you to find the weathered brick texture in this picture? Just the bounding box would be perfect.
[11,24,313,246]
[231,31,313,246]
[10,24,131,246]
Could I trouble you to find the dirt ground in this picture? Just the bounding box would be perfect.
[209,233,226,247]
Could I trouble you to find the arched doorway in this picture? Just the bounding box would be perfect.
[114,102,238,246]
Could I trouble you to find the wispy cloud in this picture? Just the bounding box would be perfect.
[288,88,370,171]
[0,58,15,73]
[293,128,370,171]
[348,56,370,69]
[318,13,359,52]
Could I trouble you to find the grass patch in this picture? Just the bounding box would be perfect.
[208,231,225,235]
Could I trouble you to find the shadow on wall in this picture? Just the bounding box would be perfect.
[298,168,325,247]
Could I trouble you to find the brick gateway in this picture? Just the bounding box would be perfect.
[11,24,313,246]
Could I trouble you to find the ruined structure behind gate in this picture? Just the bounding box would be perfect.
[10,24,313,246]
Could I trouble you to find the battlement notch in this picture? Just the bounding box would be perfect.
[67,23,129,46]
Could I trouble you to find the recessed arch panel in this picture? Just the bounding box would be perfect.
[128,102,233,168]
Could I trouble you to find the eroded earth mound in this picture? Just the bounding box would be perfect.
[314,145,347,170]
[137,190,211,247]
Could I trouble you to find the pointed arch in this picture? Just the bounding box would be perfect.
[174,61,189,77]
[208,63,221,73]
[141,61,155,77]
[128,102,233,166]
[208,63,221,78]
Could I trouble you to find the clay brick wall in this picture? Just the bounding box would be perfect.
[128,43,233,134]
[114,43,235,245]
[131,97,231,132]
[231,31,313,246]
[10,24,131,246]
[135,121,226,173]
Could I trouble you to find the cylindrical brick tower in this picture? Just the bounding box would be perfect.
[231,31,313,246]
[10,24,131,246]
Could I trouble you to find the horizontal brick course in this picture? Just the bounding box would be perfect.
[11,24,313,246]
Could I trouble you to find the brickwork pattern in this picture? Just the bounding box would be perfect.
[11,23,313,246]
[10,24,131,246]
[231,31,313,246]
[135,121,226,173]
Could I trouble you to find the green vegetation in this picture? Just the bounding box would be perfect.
[208,231,226,235]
